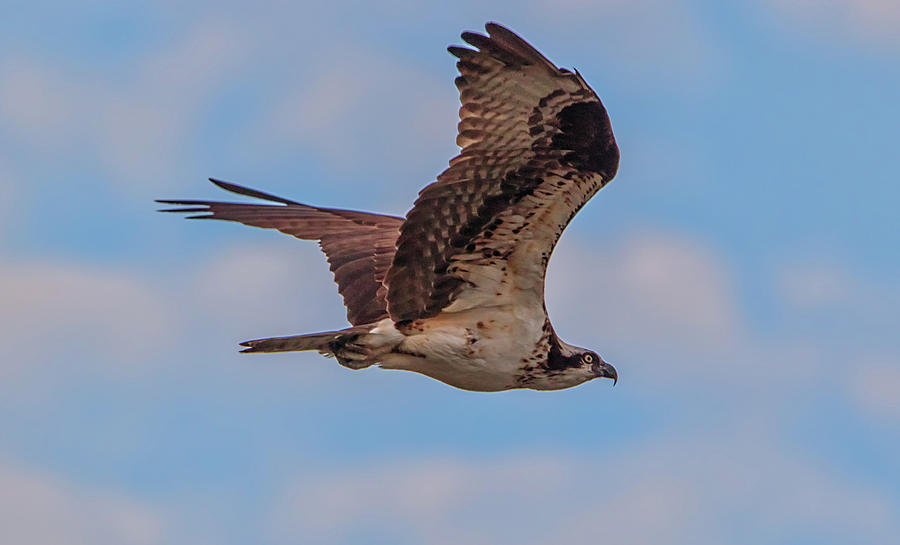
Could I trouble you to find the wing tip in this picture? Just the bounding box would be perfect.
[448,45,474,59]
[460,21,559,74]
[208,177,238,193]
[155,199,214,217]
[207,178,300,206]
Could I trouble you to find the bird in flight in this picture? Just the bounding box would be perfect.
[159,22,620,391]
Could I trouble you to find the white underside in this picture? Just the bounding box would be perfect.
[377,308,535,392]
[359,304,592,392]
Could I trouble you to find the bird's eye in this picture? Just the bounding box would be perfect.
[583,354,594,363]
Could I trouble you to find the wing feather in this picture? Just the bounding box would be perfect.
[385,23,619,322]
[158,179,402,325]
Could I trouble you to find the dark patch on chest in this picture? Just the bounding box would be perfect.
[545,335,582,371]
[514,329,564,386]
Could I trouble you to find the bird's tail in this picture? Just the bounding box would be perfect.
[239,331,340,353]
[239,325,379,369]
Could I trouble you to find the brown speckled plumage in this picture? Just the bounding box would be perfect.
[158,179,401,326]
[158,23,621,392]
[385,23,618,323]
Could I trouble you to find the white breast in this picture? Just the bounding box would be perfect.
[379,305,545,392]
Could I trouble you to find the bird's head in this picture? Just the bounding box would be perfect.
[547,337,617,386]
[579,350,617,385]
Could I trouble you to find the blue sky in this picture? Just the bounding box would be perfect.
[1,1,899,543]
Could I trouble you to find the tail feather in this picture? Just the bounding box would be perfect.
[239,332,341,354]
[239,326,369,354]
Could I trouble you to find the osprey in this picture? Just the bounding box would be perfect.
[159,23,620,391]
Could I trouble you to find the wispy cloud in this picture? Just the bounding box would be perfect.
[0,239,348,384]
[0,159,18,246]
[772,256,900,353]
[0,61,75,146]
[0,261,172,382]
[249,43,456,180]
[189,242,348,339]
[527,0,724,89]
[851,358,900,421]
[548,231,741,356]
[0,458,162,545]
[0,18,249,197]
[776,258,856,309]
[268,433,898,545]
[764,0,900,47]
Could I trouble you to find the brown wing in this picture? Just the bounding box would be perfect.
[158,179,401,326]
[384,23,619,323]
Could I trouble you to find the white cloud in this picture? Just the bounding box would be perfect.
[268,434,899,545]
[544,229,900,397]
[269,454,577,545]
[96,20,250,192]
[0,159,18,245]
[777,258,854,308]
[547,230,741,355]
[0,18,249,197]
[526,0,723,86]
[764,0,900,47]
[0,60,75,143]
[269,66,368,136]
[0,237,369,403]
[190,242,348,338]
[0,261,172,381]
[0,14,461,201]
[616,233,738,339]
[851,359,900,421]
[0,459,163,545]
[772,256,900,351]
[251,44,456,178]
[545,231,890,398]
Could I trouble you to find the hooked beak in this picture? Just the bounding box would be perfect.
[592,361,618,386]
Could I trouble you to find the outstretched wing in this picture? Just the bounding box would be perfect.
[384,23,619,323]
[158,179,402,326]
